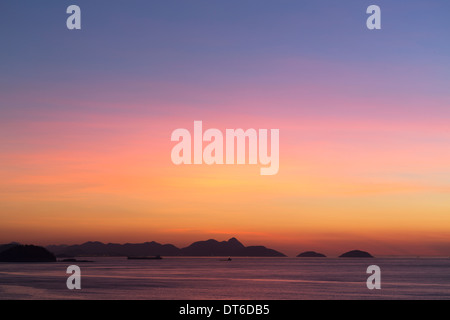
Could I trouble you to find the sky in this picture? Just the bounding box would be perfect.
[1,1,450,256]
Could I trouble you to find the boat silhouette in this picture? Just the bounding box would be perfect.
[219,257,232,261]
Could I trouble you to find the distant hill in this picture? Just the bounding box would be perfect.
[47,237,286,257]
[339,250,374,258]
[297,251,326,258]
[0,245,56,262]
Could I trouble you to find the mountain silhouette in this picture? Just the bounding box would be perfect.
[180,237,285,256]
[47,237,286,257]
[47,241,179,257]
[0,245,56,262]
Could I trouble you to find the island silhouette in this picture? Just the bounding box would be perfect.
[297,251,326,258]
[45,237,287,257]
[339,250,374,258]
[0,244,56,262]
[0,242,20,253]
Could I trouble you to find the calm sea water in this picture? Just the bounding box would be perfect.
[0,257,449,299]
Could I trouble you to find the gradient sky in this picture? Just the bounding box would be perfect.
[1,1,450,256]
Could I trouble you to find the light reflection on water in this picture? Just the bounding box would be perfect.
[0,257,449,299]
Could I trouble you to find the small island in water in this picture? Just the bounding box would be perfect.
[0,244,56,262]
[339,250,374,258]
[297,251,326,258]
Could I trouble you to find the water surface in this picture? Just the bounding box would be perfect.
[1,257,449,299]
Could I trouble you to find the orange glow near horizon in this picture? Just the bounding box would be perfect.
[1,110,450,257]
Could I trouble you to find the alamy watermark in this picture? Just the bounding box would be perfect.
[366,265,381,289]
[171,121,279,175]
[66,265,81,290]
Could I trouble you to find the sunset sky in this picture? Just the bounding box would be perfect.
[1,1,450,256]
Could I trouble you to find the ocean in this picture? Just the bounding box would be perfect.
[0,257,449,299]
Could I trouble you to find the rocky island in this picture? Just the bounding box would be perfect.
[0,244,57,262]
[339,250,373,258]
